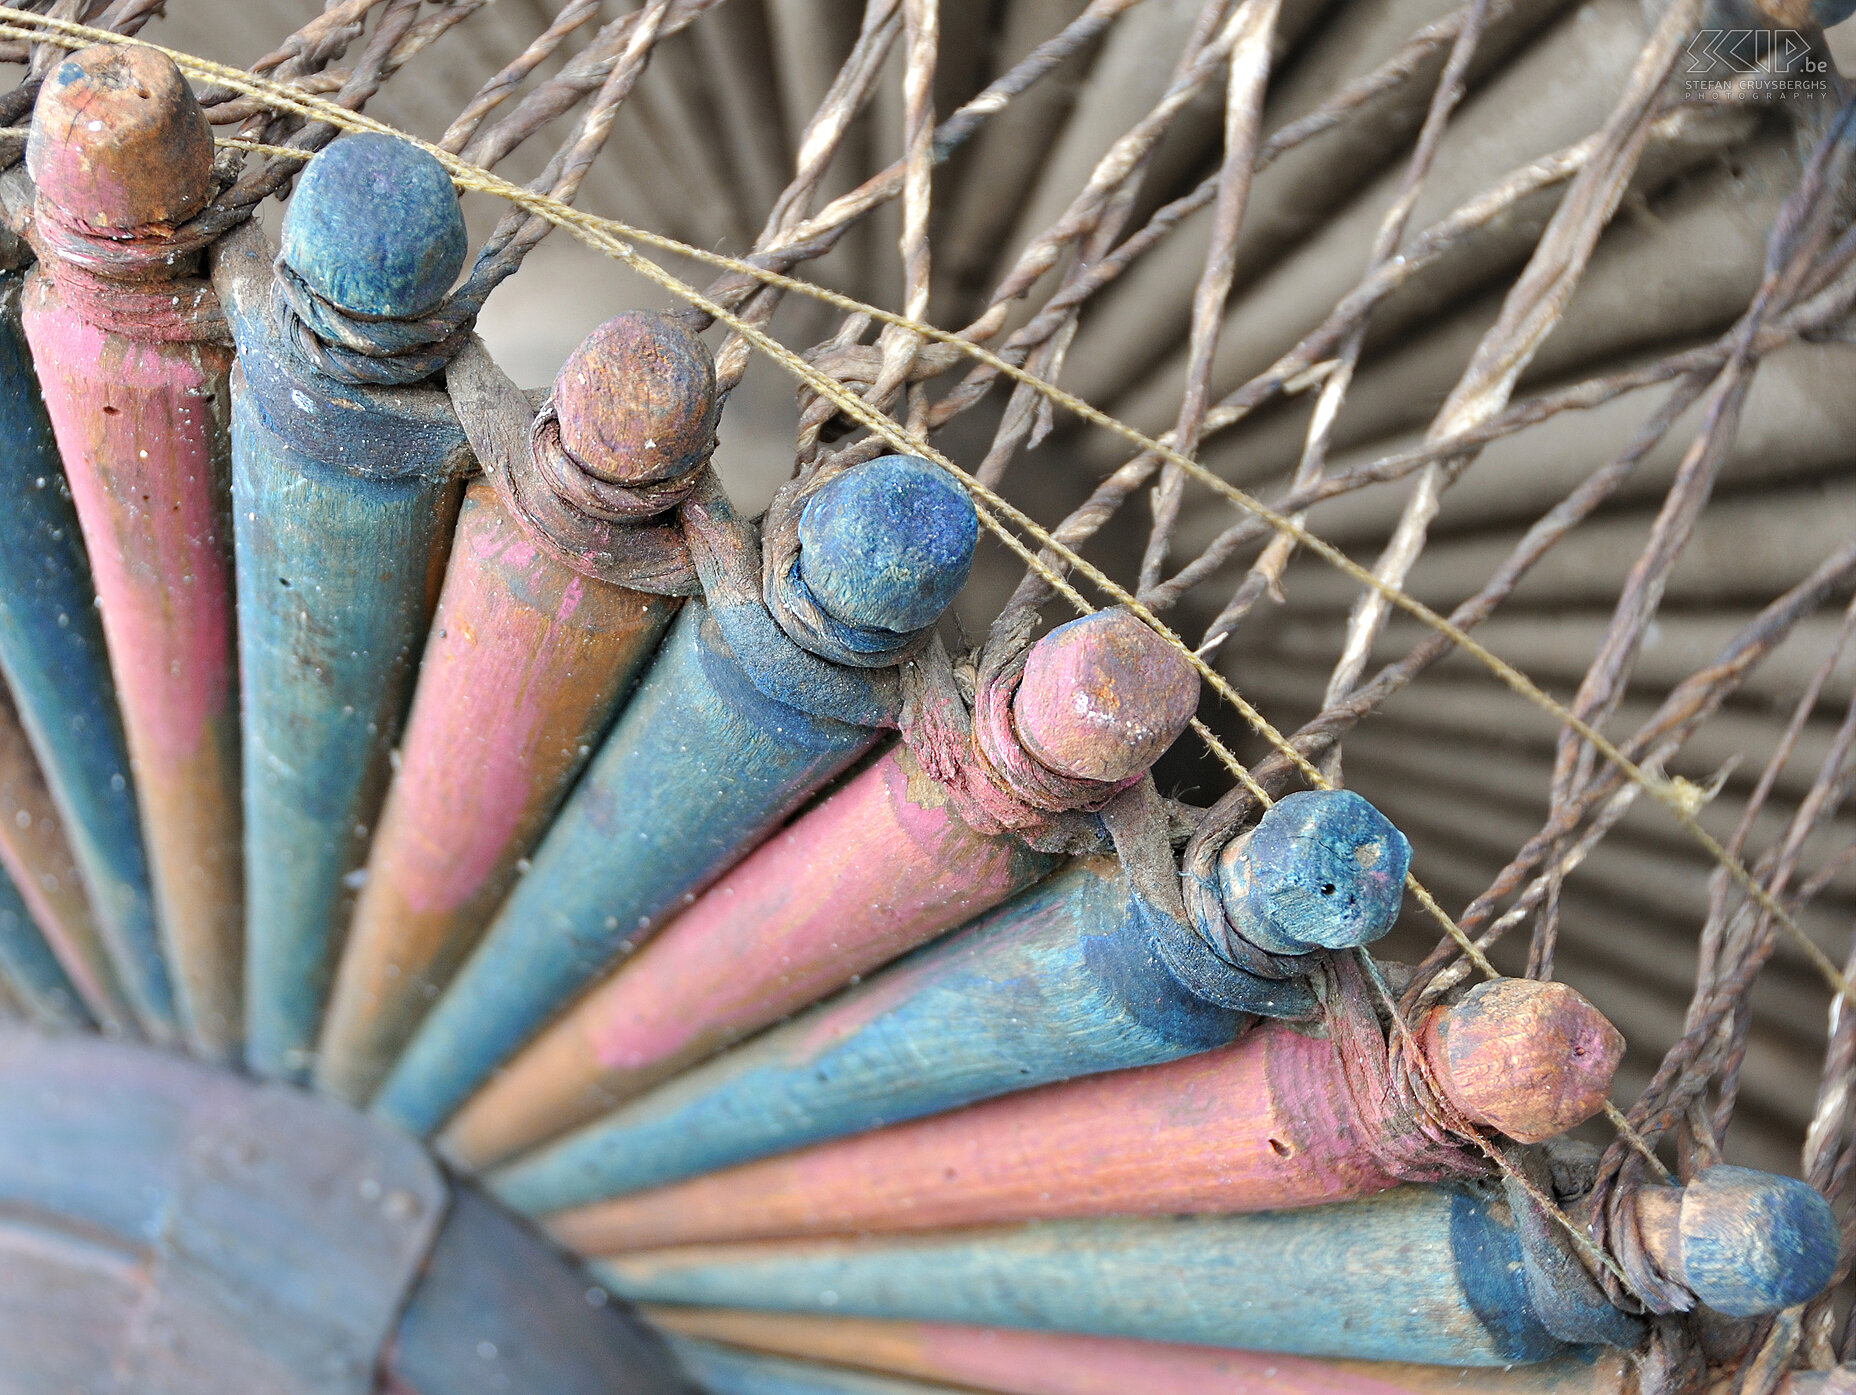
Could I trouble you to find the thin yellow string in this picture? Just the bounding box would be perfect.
[7,11,1844,1013]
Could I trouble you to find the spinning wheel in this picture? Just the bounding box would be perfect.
[0,3,1850,1391]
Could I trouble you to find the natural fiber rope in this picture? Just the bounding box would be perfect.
[1353,951,1659,1292]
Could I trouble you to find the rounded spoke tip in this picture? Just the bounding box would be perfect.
[1013,607,1199,783]
[281,132,468,319]
[28,44,213,231]
[796,454,978,636]
[1217,789,1412,954]
[1424,978,1624,1142]
[555,312,719,484]
[1674,1165,1839,1318]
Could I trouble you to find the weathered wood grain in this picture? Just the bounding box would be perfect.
[215,155,470,1082]
[545,978,1620,1254]
[437,604,1201,1171]
[666,1336,975,1395]
[1215,789,1411,955]
[489,856,1266,1215]
[231,390,460,1080]
[21,48,242,1060]
[375,458,979,1137]
[0,861,90,1030]
[313,324,693,1105]
[594,1186,1572,1367]
[23,280,241,1059]
[1632,1166,1841,1319]
[0,273,170,1037]
[0,682,130,1030]
[373,601,877,1136]
[315,480,678,1102]
[647,1309,1636,1395]
[440,741,1061,1170]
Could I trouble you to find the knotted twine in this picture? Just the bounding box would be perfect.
[1159,779,1327,1007]
[500,392,707,596]
[26,196,228,343]
[1589,1154,1711,1317]
[444,333,704,597]
[1323,952,1486,1183]
[270,219,546,387]
[271,254,472,385]
[529,396,708,522]
[759,454,931,670]
[675,463,908,730]
[898,603,1147,855]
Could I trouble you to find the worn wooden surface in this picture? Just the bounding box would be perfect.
[554,313,720,482]
[0,1026,688,1395]
[666,1336,971,1395]
[383,1187,690,1395]
[0,860,90,1030]
[0,274,169,1037]
[596,1185,1569,1367]
[546,979,1618,1254]
[23,273,243,1061]
[373,600,878,1136]
[0,683,131,1030]
[280,132,466,320]
[22,49,243,1060]
[1422,979,1624,1144]
[25,47,213,232]
[649,1310,1634,1395]
[316,480,676,1103]
[1012,610,1199,782]
[790,456,976,638]
[231,389,459,1081]
[1634,1166,1842,1319]
[443,601,1199,1171]
[0,1025,446,1393]
[217,214,466,1082]
[441,740,1060,1170]
[491,856,1256,1216]
[313,320,693,1106]
[1216,790,1411,955]
[373,440,984,1136]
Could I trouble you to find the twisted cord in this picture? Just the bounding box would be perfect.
[897,620,1136,854]
[270,256,471,386]
[1176,792,1317,985]
[1323,955,1484,1183]
[25,198,227,341]
[234,67,1832,1025]
[1583,1159,1700,1316]
[4,16,1849,1353]
[528,401,705,522]
[7,7,1832,1013]
[675,472,899,729]
[763,558,920,669]
[6,14,1788,1223]
[756,460,937,671]
[462,358,704,598]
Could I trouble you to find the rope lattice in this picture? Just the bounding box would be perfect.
[2,0,1854,1382]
